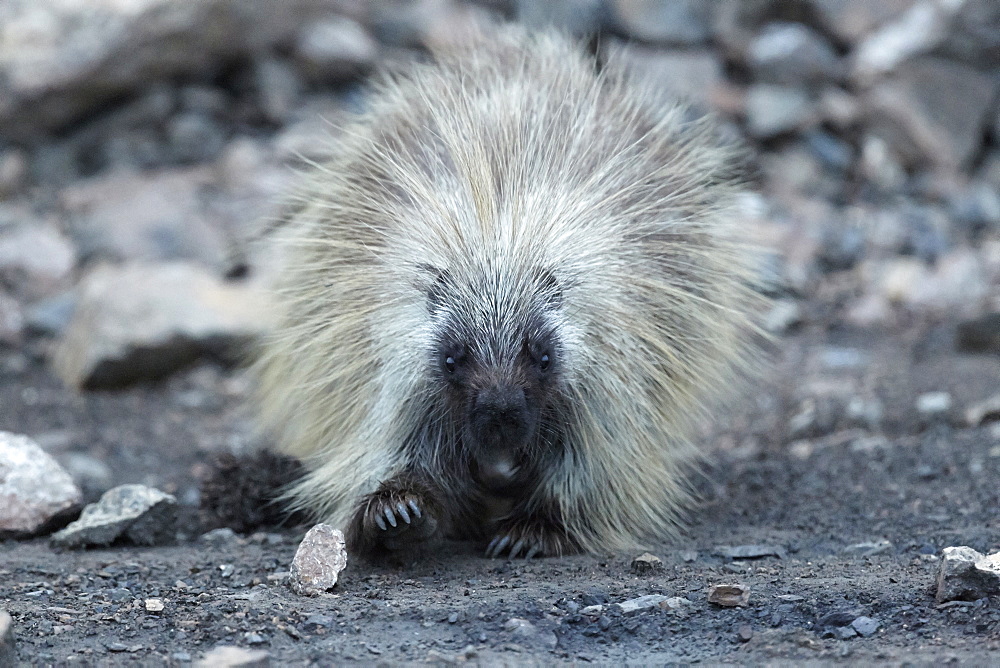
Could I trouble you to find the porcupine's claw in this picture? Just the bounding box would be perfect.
[355,487,439,553]
[486,515,576,559]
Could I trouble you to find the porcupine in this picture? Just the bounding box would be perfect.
[254,26,762,560]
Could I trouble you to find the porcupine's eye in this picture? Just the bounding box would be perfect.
[445,355,457,373]
[539,353,551,372]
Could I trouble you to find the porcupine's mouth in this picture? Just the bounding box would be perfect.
[473,450,522,492]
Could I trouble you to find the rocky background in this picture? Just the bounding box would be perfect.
[1,0,1000,665]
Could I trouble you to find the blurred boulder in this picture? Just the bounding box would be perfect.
[747,22,841,86]
[608,0,715,45]
[52,261,273,389]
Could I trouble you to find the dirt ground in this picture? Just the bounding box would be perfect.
[2,317,999,665]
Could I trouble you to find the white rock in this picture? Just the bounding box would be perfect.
[0,431,82,535]
[196,645,270,668]
[936,546,1000,603]
[916,392,953,416]
[289,524,348,595]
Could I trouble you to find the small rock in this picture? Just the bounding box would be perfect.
[861,57,998,170]
[679,550,699,562]
[616,594,669,614]
[827,625,858,640]
[851,616,879,637]
[956,314,1000,354]
[707,583,750,607]
[293,17,378,82]
[0,431,82,536]
[502,616,556,647]
[936,546,1000,603]
[605,43,723,112]
[748,22,841,86]
[631,552,664,574]
[810,0,917,44]
[737,624,754,642]
[764,299,803,334]
[253,57,303,124]
[965,395,1000,427]
[51,484,177,548]
[843,540,893,557]
[916,392,952,418]
[608,0,714,45]
[200,527,239,544]
[289,524,348,596]
[166,112,227,164]
[144,598,164,613]
[58,452,113,499]
[714,544,786,560]
[52,262,272,389]
[60,167,227,269]
[0,222,77,301]
[0,609,15,666]
[745,85,815,139]
[851,0,964,82]
[196,645,270,668]
[0,149,27,199]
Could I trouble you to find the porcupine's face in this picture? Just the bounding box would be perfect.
[427,268,563,492]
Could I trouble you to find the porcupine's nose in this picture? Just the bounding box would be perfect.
[474,384,527,429]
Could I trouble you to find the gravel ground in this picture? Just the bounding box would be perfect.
[2,322,999,665]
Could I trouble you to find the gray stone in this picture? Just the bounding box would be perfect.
[937,0,1000,68]
[714,544,786,560]
[936,546,1000,603]
[166,112,227,164]
[861,57,998,170]
[956,314,1000,354]
[0,149,27,199]
[515,0,606,35]
[52,261,271,389]
[293,16,378,82]
[0,0,353,140]
[196,646,270,668]
[0,610,13,667]
[763,299,803,334]
[0,289,23,346]
[58,452,114,498]
[851,616,879,637]
[964,395,1000,427]
[51,483,177,548]
[0,431,82,536]
[916,392,953,417]
[843,540,894,556]
[609,0,714,45]
[253,57,303,125]
[745,85,815,138]
[0,222,77,301]
[617,594,669,614]
[289,524,348,595]
[851,0,966,83]
[604,43,723,111]
[748,22,841,86]
[809,0,917,43]
[24,291,76,337]
[60,167,228,269]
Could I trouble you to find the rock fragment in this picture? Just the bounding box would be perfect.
[289,524,348,596]
[936,546,1000,603]
[0,609,15,666]
[52,262,272,389]
[745,85,815,139]
[51,484,177,548]
[608,0,714,46]
[293,17,378,82]
[842,540,893,557]
[916,392,952,418]
[747,22,841,86]
[965,395,1000,427]
[714,544,786,560]
[196,646,270,668]
[956,313,1000,354]
[707,583,750,607]
[0,431,82,536]
[851,616,879,637]
[630,552,664,574]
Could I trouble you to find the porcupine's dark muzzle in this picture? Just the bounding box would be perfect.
[468,382,535,491]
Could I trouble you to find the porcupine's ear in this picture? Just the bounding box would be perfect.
[420,264,452,314]
[536,268,563,310]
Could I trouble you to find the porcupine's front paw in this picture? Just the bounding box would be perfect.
[486,514,577,559]
[355,488,440,552]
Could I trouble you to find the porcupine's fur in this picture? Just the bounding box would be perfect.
[254,26,762,559]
